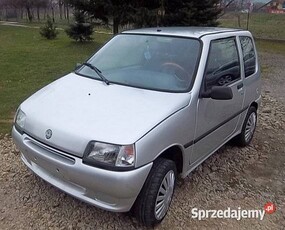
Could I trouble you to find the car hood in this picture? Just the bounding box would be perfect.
[21,73,191,157]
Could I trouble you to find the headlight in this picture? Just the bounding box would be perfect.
[83,142,135,170]
[15,108,26,133]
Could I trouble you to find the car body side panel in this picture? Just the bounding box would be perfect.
[135,97,195,171]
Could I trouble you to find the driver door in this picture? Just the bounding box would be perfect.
[191,37,245,164]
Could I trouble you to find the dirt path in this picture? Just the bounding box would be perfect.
[0,21,113,34]
[0,53,284,230]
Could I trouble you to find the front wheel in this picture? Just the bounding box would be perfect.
[133,158,177,227]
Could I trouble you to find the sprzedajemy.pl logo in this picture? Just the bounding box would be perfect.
[191,202,276,221]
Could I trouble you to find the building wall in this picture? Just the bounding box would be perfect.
[268,0,285,13]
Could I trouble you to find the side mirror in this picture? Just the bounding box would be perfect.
[201,86,233,100]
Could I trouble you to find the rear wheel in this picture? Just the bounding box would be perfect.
[133,158,177,227]
[234,106,257,146]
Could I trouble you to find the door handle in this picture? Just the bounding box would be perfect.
[237,83,243,90]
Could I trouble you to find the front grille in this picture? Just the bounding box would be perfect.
[23,134,76,165]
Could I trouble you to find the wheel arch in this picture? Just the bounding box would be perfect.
[250,101,258,110]
[155,145,184,174]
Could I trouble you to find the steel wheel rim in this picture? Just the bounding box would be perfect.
[218,77,225,85]
[154,170,175,220]
[225,75,232,83]
[245,112,256,142]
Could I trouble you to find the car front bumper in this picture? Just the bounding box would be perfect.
[12,126,152,212]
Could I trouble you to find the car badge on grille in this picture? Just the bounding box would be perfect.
[45,129,52,139]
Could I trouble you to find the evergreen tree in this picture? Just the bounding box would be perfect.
[134,0,221,27]
[68,0,135,34]
[39,16,59,40]
[65,11,94,42]
[67,0,222,34]
[162,0,222,27]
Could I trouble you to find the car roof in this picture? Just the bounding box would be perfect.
[122,27,244,39]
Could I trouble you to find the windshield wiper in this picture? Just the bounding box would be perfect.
[81,62,110,85]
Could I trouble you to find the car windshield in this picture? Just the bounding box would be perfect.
[76,34,201,92]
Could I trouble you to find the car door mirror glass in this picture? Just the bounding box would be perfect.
[210,86,233,100]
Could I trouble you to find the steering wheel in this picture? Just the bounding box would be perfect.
[160,62,189,82]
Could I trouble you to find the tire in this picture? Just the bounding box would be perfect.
[234,106,257,147]
[133,158,177,227]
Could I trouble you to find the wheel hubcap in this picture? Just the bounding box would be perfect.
[154,170,175,220]
[245,112,256,142]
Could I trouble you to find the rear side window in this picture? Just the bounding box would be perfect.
[204,38,241,90]
[240,36,256,78]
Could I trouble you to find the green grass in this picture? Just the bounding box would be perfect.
[219,13,285,40]
[0,25,111,134]
[256,39,285,55]
[219,13,285,55]
[220,12,285,63]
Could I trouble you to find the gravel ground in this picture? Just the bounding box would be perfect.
[260,52,285,102]
[0,53,285,230]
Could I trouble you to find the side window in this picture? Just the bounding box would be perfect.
[205,38,241,90]
[240,36,256,78]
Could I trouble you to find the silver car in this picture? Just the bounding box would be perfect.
[12,27,261,226]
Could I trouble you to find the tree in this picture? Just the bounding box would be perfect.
[21,0,35,22]
[58,0,63,19]
[67,0,222,34]
[65,10,94,42]
[136,0,222,27]
[34,0,48,21]
[67,0,135,34]
[40,15,58,39]
[0,0,52,21]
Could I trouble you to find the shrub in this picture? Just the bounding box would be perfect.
[65,11,93,42]
[40,16,59,40]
